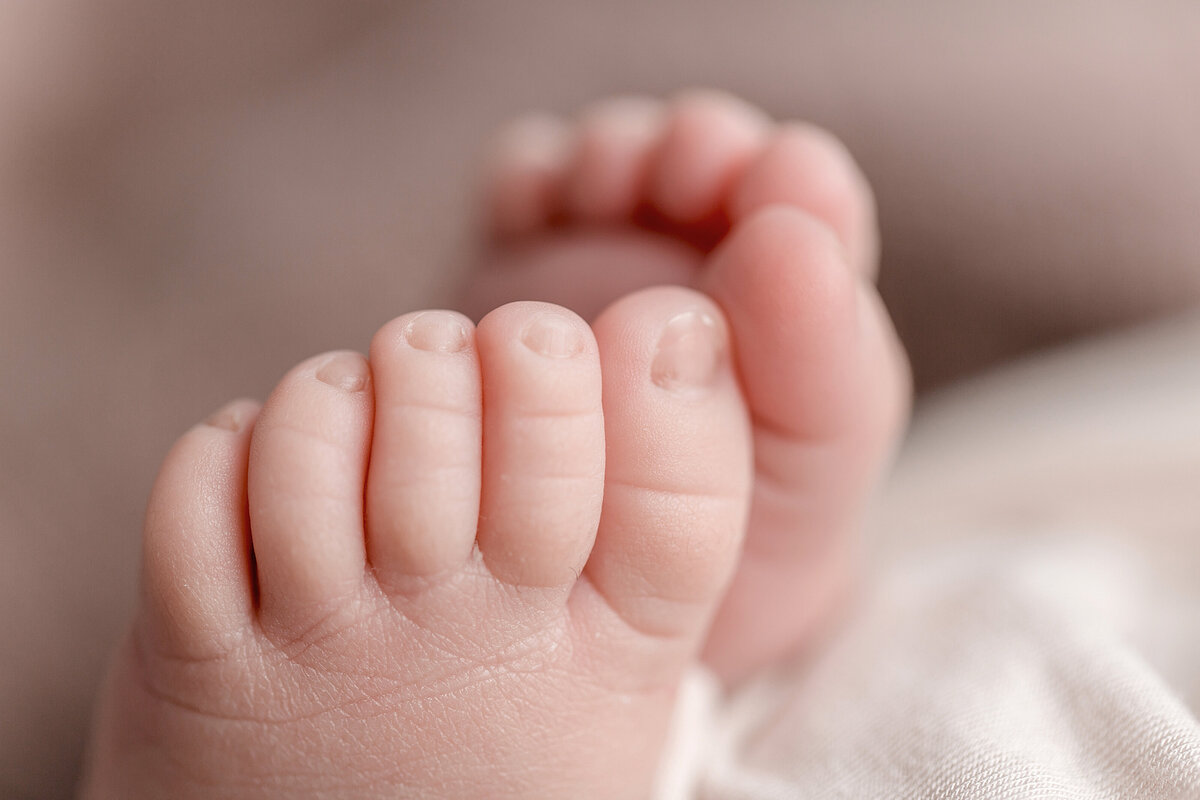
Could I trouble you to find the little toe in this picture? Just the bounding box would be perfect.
[730,123,879,278]
[140,399,260,658]
[366,311,482,588]
[484,113,573,238]
[581,287,752,640]
[247,351,374,630]
[564,96,666,222]
[648,90,769,226]
[473,302,606,588]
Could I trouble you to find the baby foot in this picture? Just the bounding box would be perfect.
[467,91,911,682]
[81,293,751,799]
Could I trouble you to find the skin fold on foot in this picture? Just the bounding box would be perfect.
[466,91,912,682]
[82,293,753,799]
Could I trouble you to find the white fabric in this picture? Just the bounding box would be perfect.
[682,314,1200,799]
[702,537,1200,799]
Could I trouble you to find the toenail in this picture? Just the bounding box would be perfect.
[404,312,470,353]
[204,402,248,432]
[521,312,585,359]
[316,353,369,392]
[651,310,724,393]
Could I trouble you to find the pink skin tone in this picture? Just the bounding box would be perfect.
[81,93,908,797]
[468,91,909,680]
[85,294,752,799]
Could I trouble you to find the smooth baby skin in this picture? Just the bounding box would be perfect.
[467,91,910,681]
[80,91,911,796]
[82,294,751,799]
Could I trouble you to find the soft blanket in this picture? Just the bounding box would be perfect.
[662,314,1200,799]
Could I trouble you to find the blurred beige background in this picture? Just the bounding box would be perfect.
[2,2,1198,796]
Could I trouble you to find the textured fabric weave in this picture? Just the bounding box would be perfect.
[687,315,1200,800]
[702,539,1199,799]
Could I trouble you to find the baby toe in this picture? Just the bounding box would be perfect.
[365,310,482,589]
[730,123,879,278]
[700,206,909,680]
[484,113,574,238]
[473,302,606,588]
[564,95,666,222]
[140,399,260,658]
[648,90,769,227]
[247,351,373,632]
[580,287,752,641]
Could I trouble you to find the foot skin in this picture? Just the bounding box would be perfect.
[81,295,751,799]
[466,91,911,682]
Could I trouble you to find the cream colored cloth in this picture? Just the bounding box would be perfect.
[701,536,1200,799]
[674,314,1200,799]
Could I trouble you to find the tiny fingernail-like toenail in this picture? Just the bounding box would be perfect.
[521,313,585,358]
[652,310,724,392]
[404,313,470,353]
[316,353,369,392]
[205,403,247,432]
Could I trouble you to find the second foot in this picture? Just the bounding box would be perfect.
[467,91,912,682]
[82,292,751,799]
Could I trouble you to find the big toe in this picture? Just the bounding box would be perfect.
[574,286,752,670]
[701,206,910,680]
